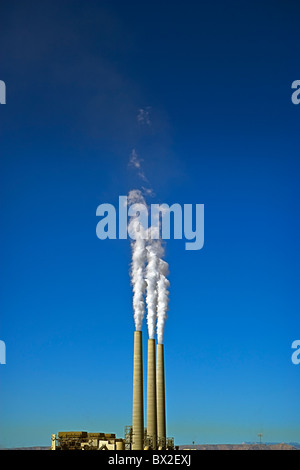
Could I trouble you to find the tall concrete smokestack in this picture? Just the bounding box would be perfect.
[146,338,157,449]
[132,331,144,450]
[156,343,166,449]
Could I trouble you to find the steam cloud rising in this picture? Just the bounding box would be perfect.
[156,259,170,345]
[129,191,147,332]
[128,190,169,344]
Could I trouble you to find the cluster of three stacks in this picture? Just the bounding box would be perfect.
[132,331,166,450]
[128,190,169,449]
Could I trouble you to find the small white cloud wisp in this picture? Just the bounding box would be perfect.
[129,148,148,182]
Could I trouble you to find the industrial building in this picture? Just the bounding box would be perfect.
[51,432,125,450]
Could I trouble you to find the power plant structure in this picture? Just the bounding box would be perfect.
[50,191,174,450]
[127,189,173,450]
[146,338,157,449]
[50,334,174,451]
[51,432,125,450]
[131,331,173,450]
[132,331,144,450]
[156,343,167,449]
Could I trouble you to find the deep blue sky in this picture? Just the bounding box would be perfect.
[1,0,300,448]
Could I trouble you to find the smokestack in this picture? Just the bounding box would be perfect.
[132,331,144,450]
[156,343,166,449]
[146,338,157,449]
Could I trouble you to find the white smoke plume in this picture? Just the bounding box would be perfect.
[145,239,163,339]
[128,187,170,342]
[130,230,147,331]
[128,188,146,207]
[156,258,170,344]
[128,190,147,331]
[144,224,170,344]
